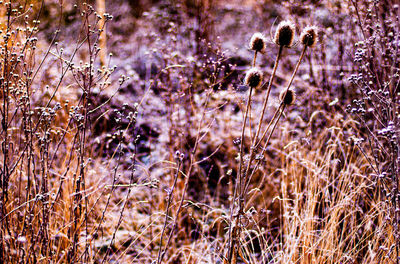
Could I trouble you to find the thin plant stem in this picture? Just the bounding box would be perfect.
[255,45,307,148]
[253,46,283,145]
[227,83,254,262]
[236,85,254,212]
[252,51,258,67]
[286,45,307,94]
[244,104,286,195]
[157,159,183,264]
[238,85,254,193]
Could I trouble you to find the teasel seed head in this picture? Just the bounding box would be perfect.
[280,89,296,105]
[300,26,318,48]
[245,68,263,89]
[274,21,295,47]
[249,32,266,53]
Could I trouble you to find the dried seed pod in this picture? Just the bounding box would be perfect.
[249,32,266,53]
[279,89,296,105]
[300,26,318,47]
[244,68,263,88]
[274,21,295,47]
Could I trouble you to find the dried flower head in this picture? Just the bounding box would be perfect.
[244,68,263,88]
[279,89,296,105]
[249,32,266,53]
[300,26,318,47]
[274,21,295,47]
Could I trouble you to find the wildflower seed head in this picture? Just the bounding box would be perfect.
[249,32,266,53]
[300,26,318,47]
[245,68,263,88]
[280,89,296,105]
[274,21,295,47]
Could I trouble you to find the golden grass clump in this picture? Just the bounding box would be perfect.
[274,21,295,47]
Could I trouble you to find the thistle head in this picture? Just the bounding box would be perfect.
[249,32,266,53]
[300,26,318,48]
[279,89,296,105]
[244,68,263,89]
[274,21,295,47]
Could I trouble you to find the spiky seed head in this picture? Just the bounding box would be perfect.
[249,32,266,53]
[300,26,318,47]
[244,68,263,88]
[274,21,295,47]
[279,89,296,105]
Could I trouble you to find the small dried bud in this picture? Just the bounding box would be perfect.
[249,32,266,53]
[274,21,295,47]
[300,26,318,47]
[244,68,263,88]
[279,89,296,105]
